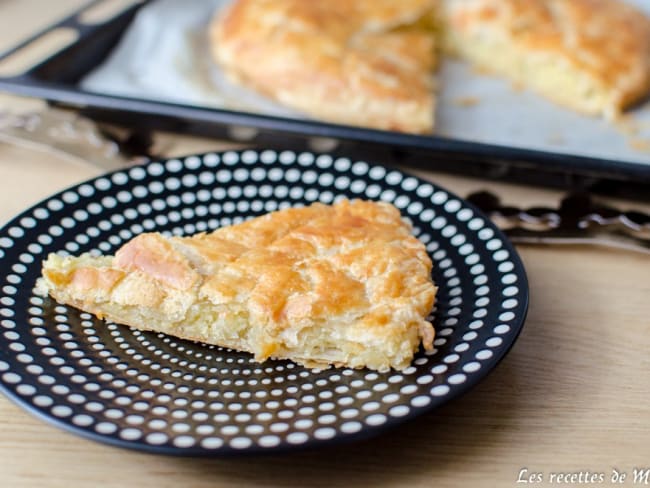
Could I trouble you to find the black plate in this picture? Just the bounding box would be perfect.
[0,0,648,195]
[0,149,528,455]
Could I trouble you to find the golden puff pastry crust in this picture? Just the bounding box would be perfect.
[441,0,650,119]
[210,0,439,133]
[37,200,436,372]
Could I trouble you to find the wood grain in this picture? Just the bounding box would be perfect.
[1,2,650,487]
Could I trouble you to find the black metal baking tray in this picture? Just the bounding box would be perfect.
[1,0,649,197]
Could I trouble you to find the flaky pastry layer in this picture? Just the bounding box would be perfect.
[441,0,650,118]
[210,0,439,133]
[37,200,436,372]
[210,0,650,125]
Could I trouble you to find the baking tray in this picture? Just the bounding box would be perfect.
[1,0,649,197]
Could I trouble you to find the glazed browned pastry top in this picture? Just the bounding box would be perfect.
[211,0,650,125]
[442,0,650,117]
[38,200,437,372]
[210,0,439,133]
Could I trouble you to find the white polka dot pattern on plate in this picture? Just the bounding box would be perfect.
[0,150,527,455]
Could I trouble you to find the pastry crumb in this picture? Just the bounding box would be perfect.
[453,96,480,107]
[629,138,650,152]
[615,116,641,136]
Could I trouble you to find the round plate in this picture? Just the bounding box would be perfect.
[0,150,528,456]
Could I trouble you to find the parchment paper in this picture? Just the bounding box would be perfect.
[81,0,650,165]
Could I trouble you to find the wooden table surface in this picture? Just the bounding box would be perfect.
[1,2,649,487]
